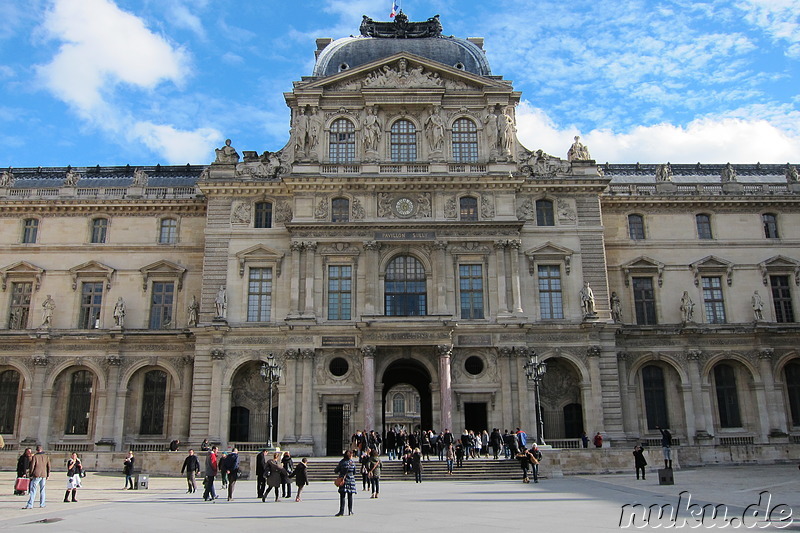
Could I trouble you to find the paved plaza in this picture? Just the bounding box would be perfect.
[0,464,797,532]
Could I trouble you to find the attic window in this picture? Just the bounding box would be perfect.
[454,62,465,70]
[338,63,350,72]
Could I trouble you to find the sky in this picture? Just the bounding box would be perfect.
[0,0,799,168]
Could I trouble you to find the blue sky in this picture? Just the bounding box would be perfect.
[1,0,799,167]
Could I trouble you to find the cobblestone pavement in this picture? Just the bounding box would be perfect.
[0,464,797,532]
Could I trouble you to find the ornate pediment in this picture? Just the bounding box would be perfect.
[759,255,800,286]
[235,245,285,277]
[524,242,575,274]
[139,260,187,291]
[69,260,115,290]
[690,255,734,287]
[621,256,665,287]
[0,261,45,291]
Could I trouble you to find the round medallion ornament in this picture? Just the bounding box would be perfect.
[395,197,414,216]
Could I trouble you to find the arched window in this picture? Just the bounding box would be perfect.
[329,119,356,163]
[536,199,555,226]
[762,213,779,239]
[158,218,178,244]
[65,370,93,435]
[90,218,108,243]
[714,364,741,428]
[460,196,478,221]
[385,255,427,316]
[0,369,20,434]
[390,120,417,162]
[628,214,645,240]
[452,118,478,162]
[642,365,669,429]
[696,214,713,239]
[393,393,405,415]
[140,370,167,435]
[785,360,800,427]
[22,218,38,244]
[254,201,273,229]
[332,197,350,223]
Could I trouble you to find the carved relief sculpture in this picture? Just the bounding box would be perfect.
[214,139,240,164]
[231,201,252,224]
[363,106,382,155]
[0,168,15,187]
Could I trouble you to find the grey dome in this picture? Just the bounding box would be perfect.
[313,35,492,78]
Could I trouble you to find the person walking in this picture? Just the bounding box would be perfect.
[529,443,542,483]
[256,449,268,499]
[15,448,32,496]
[411,447,423,483]
[64,452,82,502]
[181,449,200,493]
[23,445,50,509]
[367,449,381,498]
[224,448,240,501]
[490,428,502,460]
[633,445,647,480]
[334,450,356,516]
[219,451,228,489]
[516,447,532,483]
[293,457,309,502]
[123,451,135,490]
[280,451,294,498]
[202,446,218,501]
[262,452,283,502]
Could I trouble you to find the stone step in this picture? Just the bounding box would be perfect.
[305,457,531,481]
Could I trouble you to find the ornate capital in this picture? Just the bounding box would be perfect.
[283,349,299,360]
[498,346,514,358]
[587,346,601,358]
[364,240,381,251]
[210,349,226,360]
[686,349,703,361]
[290,241,304,252]
[493,240,508,250]
[105,354,122,366]
[436,344,453,357]
[507,239,521,251]
[300,348,315,360]
[616,351,629,361]
[361,345,376,358]
[304,241,317,252]
[514,346,530,358]
[181,355,195,366]
[758,348,774,360]
[433,240,448,251]
[32,355,49,367]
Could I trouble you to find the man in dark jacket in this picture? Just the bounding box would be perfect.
[256,449,268,499]
[202,446,218,501]
[224,448,240,501]
[181,449,200,493]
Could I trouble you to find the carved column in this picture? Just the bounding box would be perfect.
[685,350,710,442]
[289,241,303,317]
[99,353,122,446]
[299,349,315,443]
[508,240,524,315]
[28,356,50,446]
[493,241,509,316]
[586,346,605,438]
[757,349,785,437]
[362,346,376,431]
[281,350,298,443]
[363,241,380,315]
[498,347,514,428]
[303,242,317,317]
[208,349,226,442]
[438,344,453,431]
[434,241,448,315]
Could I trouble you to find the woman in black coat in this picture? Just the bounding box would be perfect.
[633,445,647,480]
[293,457,308,502]
[14,448,32,495]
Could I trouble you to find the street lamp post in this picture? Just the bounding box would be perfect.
[523,352,547,446]
[260,353,281,449]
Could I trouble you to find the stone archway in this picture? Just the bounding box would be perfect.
[539,358,583,439]
[229,361,277,443]
[382,358,433,432]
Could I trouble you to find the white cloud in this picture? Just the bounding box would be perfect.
[131,121,219,164]
[737,0,800,58]
[515,101,800,163]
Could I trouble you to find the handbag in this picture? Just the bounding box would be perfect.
[15,477,30,492]
[334,476,344,487]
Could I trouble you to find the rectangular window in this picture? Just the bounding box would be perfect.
[79,282,103,329]
[538,265,564,319]
[149,282,175,329]
[159,219,177,244]
[771,275,795,323]
[8,282,33,330]
[459,264,484,319]
[247,267,272,322]
[91,218,108,243]
[254,202,272,229]
[22,219,38,243]
[628,214,645,240]
[328,265,352,320]
[696,214,713,239]
[632,277,657,325]
[702,276,726,324]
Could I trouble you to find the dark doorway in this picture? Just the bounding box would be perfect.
[464,402,488,433]
[382,358,433,432]
[326,404,351,456]
[563,403,584,438]
[229,406,250,442]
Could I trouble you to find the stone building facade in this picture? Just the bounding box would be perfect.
[0,16,798,459]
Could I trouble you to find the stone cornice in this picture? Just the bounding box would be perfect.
[0,200,206,216]
[601,196,800,209]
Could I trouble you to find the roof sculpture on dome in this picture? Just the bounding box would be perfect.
[359,12,443,39]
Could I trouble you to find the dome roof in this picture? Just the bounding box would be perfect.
[312,24,491,78]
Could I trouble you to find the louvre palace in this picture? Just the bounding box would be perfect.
[1,13,799,465]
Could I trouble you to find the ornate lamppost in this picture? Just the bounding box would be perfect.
[260,353,281,449]
[523,351,547,445]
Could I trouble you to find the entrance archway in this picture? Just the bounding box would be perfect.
[382,358,433,432]
[229,361,277,443]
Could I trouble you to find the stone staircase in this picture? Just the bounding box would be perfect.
[305,456,528,482]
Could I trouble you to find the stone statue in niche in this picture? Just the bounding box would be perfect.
[567,136,591,162]
[425,106,445,153]
[214,286,228,319]
[655,163,673,182]
[187,295,199,327]
[41,294,55,328]
[292,108,310,155]
[579,281,596,317]
[752,290,764,321]
[363,107,382,154]
[680,291,694,323]
[610,292,622,323]
[483,108,500,157]
[308,107,323,155]
[499,108,516,157]
[720,162,737,183]
[215,139,240,164]
[113,297,125,327]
